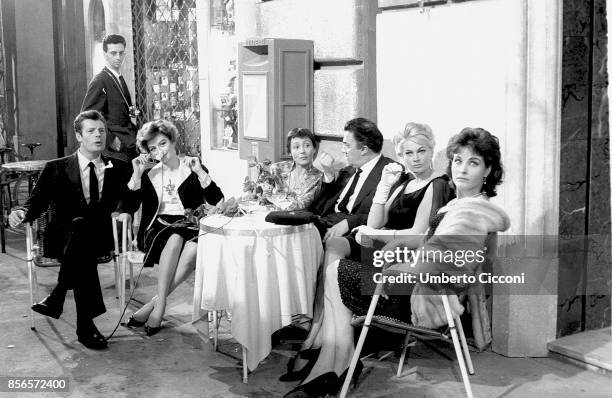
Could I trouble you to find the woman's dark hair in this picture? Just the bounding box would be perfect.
[286,128,320,153]
[344,117,384,153]
[137,120,178,153]
[446,127,503,197]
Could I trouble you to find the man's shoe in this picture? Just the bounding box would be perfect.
[77,325,108,350]
[31,295,63,319]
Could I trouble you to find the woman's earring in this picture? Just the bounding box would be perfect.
[483,176,487,186]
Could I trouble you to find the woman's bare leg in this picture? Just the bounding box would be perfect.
[133,241,197,322]
[145,234,184,328]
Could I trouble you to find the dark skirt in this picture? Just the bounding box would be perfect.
[142,214,199,268]
[338,259,412,323]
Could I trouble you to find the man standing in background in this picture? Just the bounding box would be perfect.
[82,34,139,162]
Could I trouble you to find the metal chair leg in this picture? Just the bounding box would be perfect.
[397,332,416,377]
[119,220,128,316]
[339,284,383,398]
[26,223,36,330]
[212,310,219,351]
[0,183,6,253]
[455,314,475,375]
[129,262,135,292]
[111,217,121,300]
[442,295,474,398]
[126,222,135,293]
[242,345,248,383]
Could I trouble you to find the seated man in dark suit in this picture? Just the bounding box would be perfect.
[9,110,133,350]
[81,34,138,162]
[309,117,394,261]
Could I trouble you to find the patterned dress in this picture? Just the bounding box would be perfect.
[272,160,323,210]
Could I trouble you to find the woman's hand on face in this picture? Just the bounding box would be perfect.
[131,154,151,177]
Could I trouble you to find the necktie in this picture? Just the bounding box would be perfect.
[118,75,132,106]
[337,168,362,214]
[88,162,99,204]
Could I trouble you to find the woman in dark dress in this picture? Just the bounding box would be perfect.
[124,120,224,336]
[283,127,510,397]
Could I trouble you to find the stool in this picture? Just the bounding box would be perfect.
[0,146,12,163]
[21,143,41,159]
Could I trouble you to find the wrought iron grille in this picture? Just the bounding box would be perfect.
[131,0,200,155]
[0,8,10,149]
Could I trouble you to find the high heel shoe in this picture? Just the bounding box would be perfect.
[279,348,321,382]
[126,315,146,328]
[144,324,162,336]
[338,360,364,390]
[283,372,339,398]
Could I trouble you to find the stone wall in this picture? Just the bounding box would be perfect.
[13,0,57,160]
[558,0,611,336]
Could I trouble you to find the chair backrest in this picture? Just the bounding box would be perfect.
[29,203,114,266]
[28,203,61,267]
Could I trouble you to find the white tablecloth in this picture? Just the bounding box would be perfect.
[192,213,323,371]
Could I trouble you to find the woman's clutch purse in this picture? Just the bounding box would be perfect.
[265,210,317,225]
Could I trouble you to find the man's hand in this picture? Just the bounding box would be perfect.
[323,219,349,242]
[8,209,25,228]
[410,284,464,329]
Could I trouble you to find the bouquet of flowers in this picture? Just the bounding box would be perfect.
[243,157,287,206]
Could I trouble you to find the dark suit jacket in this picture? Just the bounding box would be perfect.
[309,155,395,230]
[81,67,137,157]
[22,153,132,259]
[126,162,224,252]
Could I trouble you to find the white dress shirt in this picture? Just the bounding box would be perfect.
[77,150,106,204]
[334,154,381,213]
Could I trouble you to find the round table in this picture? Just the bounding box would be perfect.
[1,160,48,194]
[192,212,323,377]
[1,160,48,172]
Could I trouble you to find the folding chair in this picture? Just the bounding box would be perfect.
[339,285,475,398]
[111,215,144,319]
[340,233,499,398]
[26,205,118,330]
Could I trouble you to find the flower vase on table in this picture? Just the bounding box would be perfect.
[242,154,295,212]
